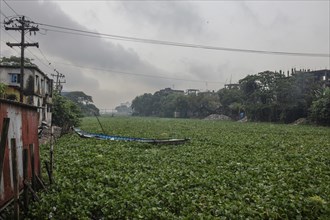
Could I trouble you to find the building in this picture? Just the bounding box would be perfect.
[157,88,185,95]
[0,65,53,126]
[299,69,330,88]
[186,89,200,95]
[224,84,240,90]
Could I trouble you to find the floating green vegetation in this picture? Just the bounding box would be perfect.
[30,117,330,219]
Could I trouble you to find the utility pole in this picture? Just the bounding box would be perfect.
[51,69,65,93]
[4,16,39,103]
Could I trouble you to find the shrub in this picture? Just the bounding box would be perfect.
[309,88,330,126]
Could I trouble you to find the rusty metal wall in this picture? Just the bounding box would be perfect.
[0,99,40,209]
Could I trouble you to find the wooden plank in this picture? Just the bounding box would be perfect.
[29,144,36,190]
[0,118,10,184]
[23,148,29,215]
[10,138,19,220]
[23,180,39,201]
[50,126,54,181]
[44,161,52,184]
[35,175,47,191]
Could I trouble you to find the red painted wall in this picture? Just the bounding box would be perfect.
[0,99,40,209]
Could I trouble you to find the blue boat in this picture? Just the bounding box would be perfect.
[73,128,190,145]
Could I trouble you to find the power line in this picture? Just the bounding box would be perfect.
[2,12,222,85]
[53,60,226,84]
[4,20,223,85]
[1,1,54,71]
[3,0,19,16]
[0,38,19,54]
[1,26,52,72]
[5,16,40,102]
[0,11,8,19]
[32,22,330,58]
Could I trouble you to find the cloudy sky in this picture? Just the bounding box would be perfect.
[0,0,329,110]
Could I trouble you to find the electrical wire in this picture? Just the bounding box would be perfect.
[1,1,55,72]
[53,60,226,84]
[33,22,330,58]
[0,38,19,54]
[2,0,329,86]
[3,20,220,85]
[1,27,53,72]
[3,0,19,16]
[0,11,8,19]
[3,0,329,58]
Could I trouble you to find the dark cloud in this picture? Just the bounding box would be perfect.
[1,1,175,107]
[116,1,204,36]
[1,1,328,108]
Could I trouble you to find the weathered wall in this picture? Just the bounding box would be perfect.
[0,99,40,209]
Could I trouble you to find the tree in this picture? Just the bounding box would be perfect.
[218,87,244,119]
[131,93,154,116]
[62,91,100,116]
[52,92,83,133]
[309,88,330,126]
[239,71,300,122]
[175,95,189,118]
[196,92,222,117]
[115,103,132,114]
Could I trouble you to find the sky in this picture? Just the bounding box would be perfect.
[0,0,329,110]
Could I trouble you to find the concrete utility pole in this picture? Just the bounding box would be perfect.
[51,69,66,92]
[4,16,39,103]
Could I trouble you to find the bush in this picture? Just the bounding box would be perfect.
[0,83,7,98]
[309,88,330,126]
[52,92,83,133]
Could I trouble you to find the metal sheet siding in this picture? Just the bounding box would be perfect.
[0,100,40,208]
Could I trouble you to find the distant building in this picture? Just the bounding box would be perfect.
[115,102,133,115]
[157,88,184,95]
[186,89,200,95]
[0,65,53,126]
[295,69,330,88]
[199,90,216,96]
[224,84,240,89]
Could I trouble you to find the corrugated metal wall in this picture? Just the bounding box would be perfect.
[0,99,40,209]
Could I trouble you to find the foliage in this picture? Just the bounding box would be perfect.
[0,56,37,67]
[131,90,221,118]
[310,88,330,125]
[238,70,327,123]
[217,87,244,119]
[115,103,132,115]
[62,91,100,116]
[52,92,83,133]
[0,83,7,98]
[30,117,330,219]
[131,93,154,116]
[131,70,328,125]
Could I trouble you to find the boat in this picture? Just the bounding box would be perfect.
[73,128,190,145]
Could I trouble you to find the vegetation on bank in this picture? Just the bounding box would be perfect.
[51,92,83,133]
[29,117,330,219]
[62,91,100,116]
[132,70,330,126]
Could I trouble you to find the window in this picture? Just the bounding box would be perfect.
[36,75,40,93]
[41,78,45,94]
[10,73,21,84]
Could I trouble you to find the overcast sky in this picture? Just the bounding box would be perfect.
[0,0,329,110]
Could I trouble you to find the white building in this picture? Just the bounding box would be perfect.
[0,64,53,126]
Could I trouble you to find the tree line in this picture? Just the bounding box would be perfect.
[132,70,330,125]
